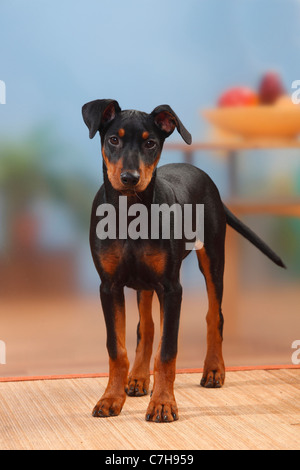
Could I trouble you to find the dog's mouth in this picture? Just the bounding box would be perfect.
[120,189,137,196]
[117,169,153,194]
[106,170,155,195]
[119,183,146,197]
[104,161,157,194]
[118,178,152,195]
[119,189,144,202]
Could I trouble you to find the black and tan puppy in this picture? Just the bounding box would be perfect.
[82,99,285,423]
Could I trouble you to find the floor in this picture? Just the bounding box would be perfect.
[0,284,299,378]
[0,368,299,450]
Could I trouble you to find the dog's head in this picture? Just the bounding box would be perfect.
[82,99,192,194]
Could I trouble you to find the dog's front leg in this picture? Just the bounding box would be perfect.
[146,282,182,423]
[92,282,129,418]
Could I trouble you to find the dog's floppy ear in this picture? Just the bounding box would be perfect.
[151,105,192,145]
[82,99,121,139]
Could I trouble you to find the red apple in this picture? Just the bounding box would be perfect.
[258,72,285,105]
[218,87,259,107]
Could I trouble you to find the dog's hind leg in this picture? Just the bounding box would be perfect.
[196,244,226,388]
[127,290,155,396]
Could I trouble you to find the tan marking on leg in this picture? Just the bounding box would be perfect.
[93,301,129,417]
[197,247,225,388]
[127,291,154,396]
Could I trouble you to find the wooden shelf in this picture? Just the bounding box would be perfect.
[165,139,300,153]
[226,199,300,217]
[164,140,300,218]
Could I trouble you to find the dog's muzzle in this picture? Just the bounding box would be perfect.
[120,171,140,187]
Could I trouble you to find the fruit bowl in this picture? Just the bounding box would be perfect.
[203,106,300,139]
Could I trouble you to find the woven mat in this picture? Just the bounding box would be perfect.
[0,368,299,450]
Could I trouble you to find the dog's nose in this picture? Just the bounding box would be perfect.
[120,171,140,186]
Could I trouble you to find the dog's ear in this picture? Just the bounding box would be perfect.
[82,99,121,139]
[151,105,192,145]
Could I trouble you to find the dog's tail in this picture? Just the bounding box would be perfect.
[224,205,286,269]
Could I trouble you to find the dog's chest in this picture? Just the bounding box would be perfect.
[98,241,167,289]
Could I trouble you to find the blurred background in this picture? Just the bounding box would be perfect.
[0,0,299,377]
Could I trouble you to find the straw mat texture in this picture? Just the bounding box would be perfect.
[0,368,299,450]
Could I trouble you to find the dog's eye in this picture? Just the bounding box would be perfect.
[145,140,156,149]
[109,136,119,146]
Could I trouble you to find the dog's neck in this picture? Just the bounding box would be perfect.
[102,162,157,208]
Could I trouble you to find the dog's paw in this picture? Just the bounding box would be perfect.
[145,396,178,423]
[126,375,150,397]
[200,367,225,388]
[92,395,125,418]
